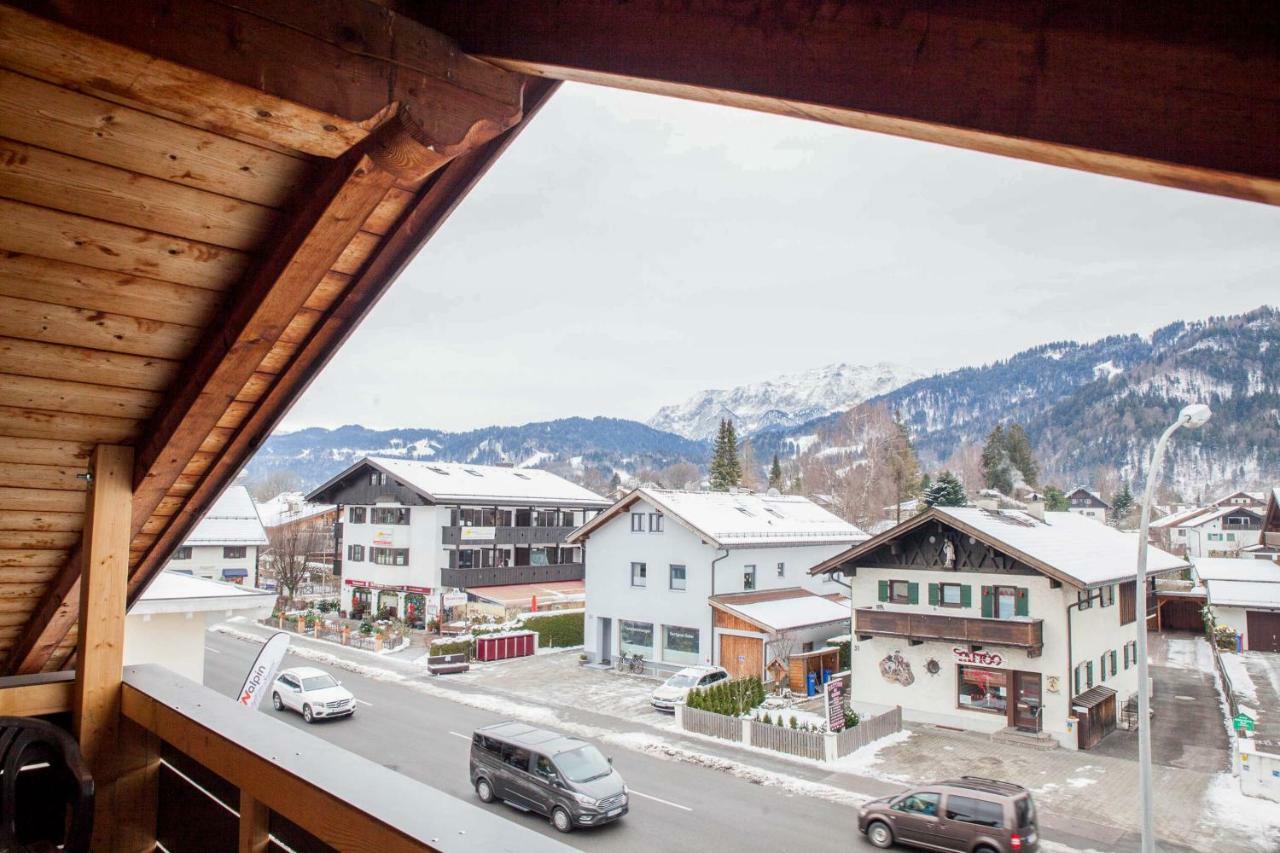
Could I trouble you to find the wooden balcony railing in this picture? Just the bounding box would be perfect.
[121,664,575,852]
[854,608,1044,657]
[441,562,584,588]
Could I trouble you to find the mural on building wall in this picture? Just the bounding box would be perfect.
[879,650,915,686]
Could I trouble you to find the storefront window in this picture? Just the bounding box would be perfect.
[957,665,1008,715]
[663,626,700,666]
[619,620,653,659]
[350,588,372,618]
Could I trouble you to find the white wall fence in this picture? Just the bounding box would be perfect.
[677,704,902,763]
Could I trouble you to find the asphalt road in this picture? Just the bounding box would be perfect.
[204,631,871,853]
[203,631,1140,853]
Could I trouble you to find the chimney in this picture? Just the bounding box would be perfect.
[1026,499,1046,521]
[976,496,999,511]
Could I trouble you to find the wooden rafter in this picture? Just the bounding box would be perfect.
[412,0,1280,205]
[2,0,537,674]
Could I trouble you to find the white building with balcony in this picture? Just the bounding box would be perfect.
[163,485,269,585]
[809,506,1188,750]
[307,458,610,624]
[1150,503,1265,557]
[567,488,866,676]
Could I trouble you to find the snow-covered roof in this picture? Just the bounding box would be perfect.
[184,485,268,546]
[568,488,867,548]
[1149,504,1261,529]
[811,507,1188,588]
[1208,580,1280,610]
[711,589,849,631]
[1194,558,1280,584]
[131,571,275,615]
[315,458,610,508]
[256,491,336,528]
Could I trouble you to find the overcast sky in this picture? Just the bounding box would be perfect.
[279,83,1280,434]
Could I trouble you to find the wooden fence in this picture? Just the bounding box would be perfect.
[678,704,903,762]
[835,705,903,756]
[749,720,826,760]
[680,705,745,741]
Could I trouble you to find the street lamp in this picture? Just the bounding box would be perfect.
[1134,402,1211,853]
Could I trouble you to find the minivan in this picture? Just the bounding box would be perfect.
[470,721,628,833]
[857,776,1039,852]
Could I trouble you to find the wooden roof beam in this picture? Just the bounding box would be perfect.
[410,0,1280,205]
[3,0,523,157]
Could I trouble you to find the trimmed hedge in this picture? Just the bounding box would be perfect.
[522,612,583,648]
[430,637,475,659]
[686,677,765,716]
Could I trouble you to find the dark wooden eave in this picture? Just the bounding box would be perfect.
[410,0,1280,205]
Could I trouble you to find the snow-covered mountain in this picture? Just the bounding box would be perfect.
[647,362,929,440]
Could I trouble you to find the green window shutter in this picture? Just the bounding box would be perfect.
[1123,644,1130,668]
[1099,654,1106,681]
[980,586,994,618]
[928,583,940,606]
[1111,650,1118,676]
[1074,666,1080,695]
[878,580,889,602]
[1086,660,1094,688]
[960,585,973,608]
[907,582,919,605]
[1014,587,1029,617]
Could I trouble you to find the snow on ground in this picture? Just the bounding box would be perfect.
[1093,360,1123,380]
[1202,774,1280,851]
[1222,653,1261,704]
[829,729,912,778]
[604,732,870,808]
[1163,635,1215,672]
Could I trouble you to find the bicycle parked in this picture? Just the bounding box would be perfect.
[615,653,646,674]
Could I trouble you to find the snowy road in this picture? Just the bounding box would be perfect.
[202,630,1176,852]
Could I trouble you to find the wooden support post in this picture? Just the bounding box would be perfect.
[72,444,134,851]
[239,790,270,853]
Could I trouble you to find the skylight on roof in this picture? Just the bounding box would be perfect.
[513,472,531,480]
[736,507,754,517]
[465,469,483,477]
[764,508,784,519]
[426,466,450,475]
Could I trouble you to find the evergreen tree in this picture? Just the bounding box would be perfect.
[922,470,967,507]
[887,410,922,522]
[1111,481,1135,520]
[1043,485,1069,511]
[789,472,803,495]
[608,471,621,491]
[709,419,742,491]
[1005,423,1040,487]
[981,424,1013,494]
[768,454,783,491]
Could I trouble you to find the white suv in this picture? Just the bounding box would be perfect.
[271,666,356,723]
[650,666,729,712]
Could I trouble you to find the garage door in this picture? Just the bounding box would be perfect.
[719,634,763,681]
[1246,611,1280,652]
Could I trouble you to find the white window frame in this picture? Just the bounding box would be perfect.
[630,562,647,587]
[669,564,687,591]
[649,513,664,532]
[630,513,645,533]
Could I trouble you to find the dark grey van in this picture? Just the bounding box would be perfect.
[857,776,1040,852]
[470,722,629,833]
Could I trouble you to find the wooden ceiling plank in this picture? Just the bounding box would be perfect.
[0,437,93,467]
[413,0,1280,205]
[0,404,139,444]
[0,337,180,392]
[0,138,280,251]
[234,373,274,405]
[0,487,83,513]
[0,511,84,532]
[0,597,50,613]
[0,5,362,157]
[256,341,300,375]
[331,231,382,276]
[197,429,234,456]
[0,68,312,208]
[0,550,68,568]
[363,188,417,236]
[0,531,79,550]
[277,309,325,346]
[302,272,352,314]
[0,294,202,361]
[0,373,162,421]
[0,582,50,598]
[0,199,250,291]
[0,254,223,328]
[0,462,87,491]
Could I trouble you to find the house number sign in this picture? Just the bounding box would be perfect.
[953,648,1004,667]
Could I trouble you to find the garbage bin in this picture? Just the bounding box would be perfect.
[821,669,832,684]
[806,671,817,696]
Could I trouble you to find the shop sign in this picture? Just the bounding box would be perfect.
[825,679,847,732]
[372,530,394,546]
[953,648,1004,667]
[443,592,468,607]
[404,585,433,594]
[345,579,374,588]
[461,526,496,541]
[1234,714,1256,734]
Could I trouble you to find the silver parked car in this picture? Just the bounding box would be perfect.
[650,665,729,712]
[271,666,356,723]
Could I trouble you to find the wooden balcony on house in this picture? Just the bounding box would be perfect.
[441,562,584,588]
[442,525,578,546]
[855,607,1044,656]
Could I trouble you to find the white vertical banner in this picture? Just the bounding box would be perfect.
[238,631,291,710]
